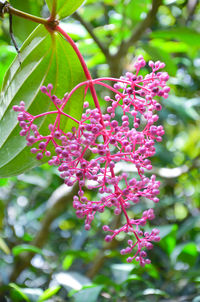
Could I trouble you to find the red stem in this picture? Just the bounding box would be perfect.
[56,25,104,122]
[61,80,89,109]
[56,25,91,79]
[118,196,130,224]
[94,81,124,98]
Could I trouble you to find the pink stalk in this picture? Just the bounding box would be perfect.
[94,81,124,98]
[34,110,59,118]
[56,25,105,126]
[61,80,89,109]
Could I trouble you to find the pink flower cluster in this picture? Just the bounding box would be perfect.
[13,56,169,266]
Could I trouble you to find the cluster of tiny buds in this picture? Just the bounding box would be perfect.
[13,56,169,266]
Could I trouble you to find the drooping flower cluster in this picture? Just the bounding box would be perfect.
[13,56,169,266]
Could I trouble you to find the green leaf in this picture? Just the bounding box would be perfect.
[12,244,43,256]
[171,242,198,266]
[0,45,16,90]
[0,24,85,178]
[46,0,85,19]
[55,271,92,292]
[142,44,177,76]
[151,28,200,47]
[22,288,43,302]
[150,39,189,54]
[125,274,142,282]
[159,224,178,255]
[10,0,42,42]
[62,254,75,270]
[177,216,200,239]
[0,237,10,254]
[93,275,120,289]
[166,96,200,122]
[72,285,103,302]
[123,0,151,25]
[9,283,30,302]
[159,224,176,239]
[142,288,168,297]
[38,286,61,301]
[111,264,135,284]
[80,3,104,22]
[145,264,160,279]
[134,287,168,299]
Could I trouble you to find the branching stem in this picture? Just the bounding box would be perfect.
[5,4,48,25]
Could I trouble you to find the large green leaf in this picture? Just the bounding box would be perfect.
[46,0,85,19]
[0,24,86,178]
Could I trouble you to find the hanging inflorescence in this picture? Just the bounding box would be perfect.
[13,56,169,266]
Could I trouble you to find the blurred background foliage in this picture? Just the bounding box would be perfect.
[0,0,200,301]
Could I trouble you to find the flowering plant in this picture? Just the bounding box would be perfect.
[13,52,169,266]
